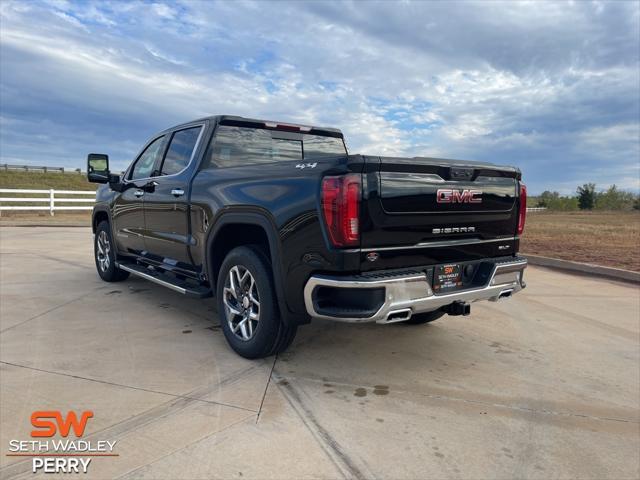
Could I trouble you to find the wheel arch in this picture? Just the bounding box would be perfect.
[205,209,296,325]
[92,206,111,233]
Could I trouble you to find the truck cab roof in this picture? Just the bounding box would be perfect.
[169,115,344,138]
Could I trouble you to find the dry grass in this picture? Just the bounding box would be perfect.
[521,211,640,272]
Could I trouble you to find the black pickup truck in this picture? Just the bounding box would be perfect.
[88,115,527,358]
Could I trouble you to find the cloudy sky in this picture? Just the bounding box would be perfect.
[1,0,638,193]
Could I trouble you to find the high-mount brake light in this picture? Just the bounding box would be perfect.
[517,183,527,235]
[321,174,361,247]
[263,122,312,132]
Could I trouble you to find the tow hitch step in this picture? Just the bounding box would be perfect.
[116,262,212,298]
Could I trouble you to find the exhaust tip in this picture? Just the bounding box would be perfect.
[498,289,514,300]
[384,308,412,323]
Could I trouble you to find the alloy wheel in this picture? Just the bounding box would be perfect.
[96,230,111,272]
[223,265,260,341]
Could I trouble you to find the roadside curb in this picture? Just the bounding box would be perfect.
[524,254,640,285]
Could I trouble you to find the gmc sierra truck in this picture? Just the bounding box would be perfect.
[88,115,527,359]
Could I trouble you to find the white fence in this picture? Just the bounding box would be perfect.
[1,164,74,173]
[526,207,547,212]
[0,189,95,215]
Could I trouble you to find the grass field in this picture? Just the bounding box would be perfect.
[521,211,640,272]
[0,170,96,190]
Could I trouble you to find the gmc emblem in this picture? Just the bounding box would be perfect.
[436,189,482,204]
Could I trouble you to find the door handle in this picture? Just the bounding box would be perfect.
[171,188,185,197]
[134,189,144,198]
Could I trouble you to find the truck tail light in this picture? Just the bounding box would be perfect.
[321,174,361,247]
[517,183,527,235]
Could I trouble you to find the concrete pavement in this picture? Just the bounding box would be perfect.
[1,227,638,479]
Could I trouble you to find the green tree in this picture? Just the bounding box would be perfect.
[536,190,578,211]
[537,191,559,208]
[577,183,596,210]
[595,185,636,210]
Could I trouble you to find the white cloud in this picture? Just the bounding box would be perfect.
[150,3,177,19]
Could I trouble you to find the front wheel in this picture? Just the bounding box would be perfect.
[217,246,296,359]
[94,221,129,282]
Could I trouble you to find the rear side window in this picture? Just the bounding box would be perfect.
[161,126,202,175]
[208,125,346,168]
[301,134,347,159]
[130,136,165,180]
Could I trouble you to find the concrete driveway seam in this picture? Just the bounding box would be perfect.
[256,356,278,424]
[0,285,105,334]
[0,361,258,414]
[113,414,257,480]
[273,372,373,480]
[0,363,261,479]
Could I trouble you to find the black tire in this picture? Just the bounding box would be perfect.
[94,221,129,282]
[402,310,446,325]
[216,246,297,359]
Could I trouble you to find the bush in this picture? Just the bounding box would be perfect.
[536,191,579,211]
[595,185,637,211]
[577,183,597,210]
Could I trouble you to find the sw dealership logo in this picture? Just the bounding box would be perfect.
[31,411,94,438]
[6,410,117,474]
[436,189,482,204]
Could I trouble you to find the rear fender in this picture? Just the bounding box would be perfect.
[205,209,302,326]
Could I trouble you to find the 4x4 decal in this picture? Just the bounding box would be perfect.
[295,162,317,169]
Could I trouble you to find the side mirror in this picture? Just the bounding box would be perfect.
[87,153,110,184]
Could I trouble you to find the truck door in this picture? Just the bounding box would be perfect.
[142,125,205,265]
[113,135,167,255]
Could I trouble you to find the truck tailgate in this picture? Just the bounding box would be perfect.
[360,155,521,269]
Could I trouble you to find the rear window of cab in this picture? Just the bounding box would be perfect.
[207,125,347,168]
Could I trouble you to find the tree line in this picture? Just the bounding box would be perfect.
[532,184,640,211]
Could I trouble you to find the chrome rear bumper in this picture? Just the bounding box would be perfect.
[303,258,527,323]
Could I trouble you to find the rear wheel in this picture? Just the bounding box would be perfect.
[403,310,445,325]
[217,246,296,359]
[94,221,129,282]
